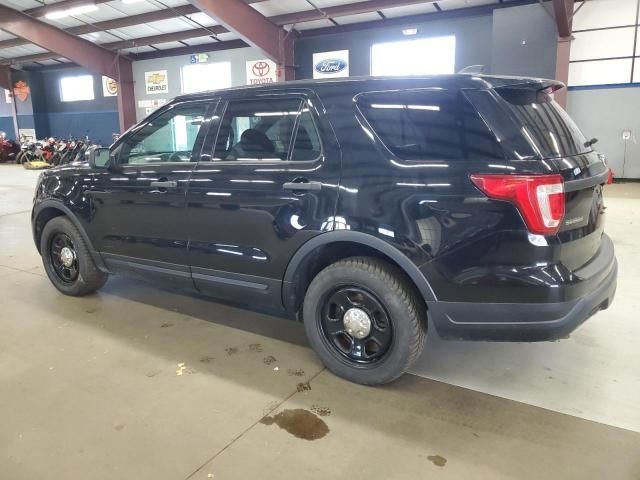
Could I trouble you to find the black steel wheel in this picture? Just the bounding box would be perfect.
[40,216,108,296]
[49,232,79,283]
[303,257,427,385]
[320,286,393,364]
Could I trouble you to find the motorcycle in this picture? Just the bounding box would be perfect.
[0,131,20,163]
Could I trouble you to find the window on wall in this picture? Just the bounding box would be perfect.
[569,0,640,86]
[181,62,232,94]
[60,75,95,102]
[371,36,456,76]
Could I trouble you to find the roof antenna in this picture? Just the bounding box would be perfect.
[458,65,487,74]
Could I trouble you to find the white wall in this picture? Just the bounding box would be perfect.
[132,46,270,121]
[569,0,639,87]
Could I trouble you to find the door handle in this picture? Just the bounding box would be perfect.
[282,180,322,191]
[150,180,177,188]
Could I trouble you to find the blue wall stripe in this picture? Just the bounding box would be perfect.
[568,83,640,91]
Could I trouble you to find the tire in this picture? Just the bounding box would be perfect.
[303,256,427,385]
[40,216,108,296]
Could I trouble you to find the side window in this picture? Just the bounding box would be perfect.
[357,91,504,161]
[118,104,208,165]
[213,98,320,162]
[291,108,322,161]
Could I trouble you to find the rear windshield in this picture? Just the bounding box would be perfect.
[356,90,504,161]
[494,87,590,158]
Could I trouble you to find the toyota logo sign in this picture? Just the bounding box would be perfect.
[247,59,277,85]
[252,61,270,77]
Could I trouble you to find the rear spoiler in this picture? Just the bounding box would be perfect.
[458,65,487,74]
[497,79,565,92]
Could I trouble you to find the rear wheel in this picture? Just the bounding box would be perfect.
[303,257,427,385]
[40,216,108,296]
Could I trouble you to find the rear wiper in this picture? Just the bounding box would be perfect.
[584,137,598,148]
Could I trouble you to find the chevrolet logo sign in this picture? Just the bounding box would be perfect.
[147,73,166,84]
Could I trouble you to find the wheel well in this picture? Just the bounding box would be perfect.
[33,207,65,252]
[286,241,427,318]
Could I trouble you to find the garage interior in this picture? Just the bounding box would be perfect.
[1,0,640,478]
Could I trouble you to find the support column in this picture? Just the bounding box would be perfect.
[116,56,136,134]
[555,36,572,109]
[0,65,19,140]
[278,32,296,81]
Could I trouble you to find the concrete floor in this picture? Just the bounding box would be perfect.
[1,165,639,479]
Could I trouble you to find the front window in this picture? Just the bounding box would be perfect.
[117,104,207,165]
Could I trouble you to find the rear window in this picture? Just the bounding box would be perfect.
[356,90,504,161]
[495,87,589,158]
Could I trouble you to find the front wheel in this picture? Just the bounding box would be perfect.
[303,257,427,385]
[40,216,108,296]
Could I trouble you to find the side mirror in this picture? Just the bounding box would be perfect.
[88,146,112,169]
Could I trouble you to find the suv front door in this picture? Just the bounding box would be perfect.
[87,101,212,286]
[186,91,341,311]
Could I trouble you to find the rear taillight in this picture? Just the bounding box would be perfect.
[470,174,565,235]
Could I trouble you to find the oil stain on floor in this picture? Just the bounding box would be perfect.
[260,409,329,440]
[427,455,447,467]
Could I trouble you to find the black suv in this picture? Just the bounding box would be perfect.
[32,75,617,385]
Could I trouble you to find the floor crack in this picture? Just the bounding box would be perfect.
[183,367,326,480]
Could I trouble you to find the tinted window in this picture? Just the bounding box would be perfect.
[357,90,504,161]
[495,87,589,158]
[291,109,322,161]
[118,104,207,165]
[214,98,320,161]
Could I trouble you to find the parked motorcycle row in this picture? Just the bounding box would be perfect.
[0,132,97,169]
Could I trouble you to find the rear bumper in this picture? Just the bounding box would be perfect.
[427,237,617,341]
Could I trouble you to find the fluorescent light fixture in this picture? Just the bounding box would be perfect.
[122,0,145,3]
[45,3,98,20]
[402,27,418,36]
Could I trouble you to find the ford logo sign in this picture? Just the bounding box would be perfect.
[314,59,347,74]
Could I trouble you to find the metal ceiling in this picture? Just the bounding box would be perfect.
[0,0,517,67]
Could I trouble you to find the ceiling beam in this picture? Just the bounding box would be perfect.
[298,0,537,37]
[187,0,288,65]
[22,0,265,18]
[552,0,574,37]
[24,0,112,18]
[0,0,266,51]
[269,0,437,25]
[131,39,248,61]
[0,4,124,80]
[0,27,230,65]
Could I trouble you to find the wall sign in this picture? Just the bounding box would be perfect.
[19,129,36,141]
[102,76,118,97]
[144,70,168,95]
[246,59,278,85]
[312,50,349,79]
[13,80,30,102]
[4,89,11,103]
[138,98,167,115]
[190,53,209,64]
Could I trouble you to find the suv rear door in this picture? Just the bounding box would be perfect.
[186,90,341,311]
[466,84,609,271]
